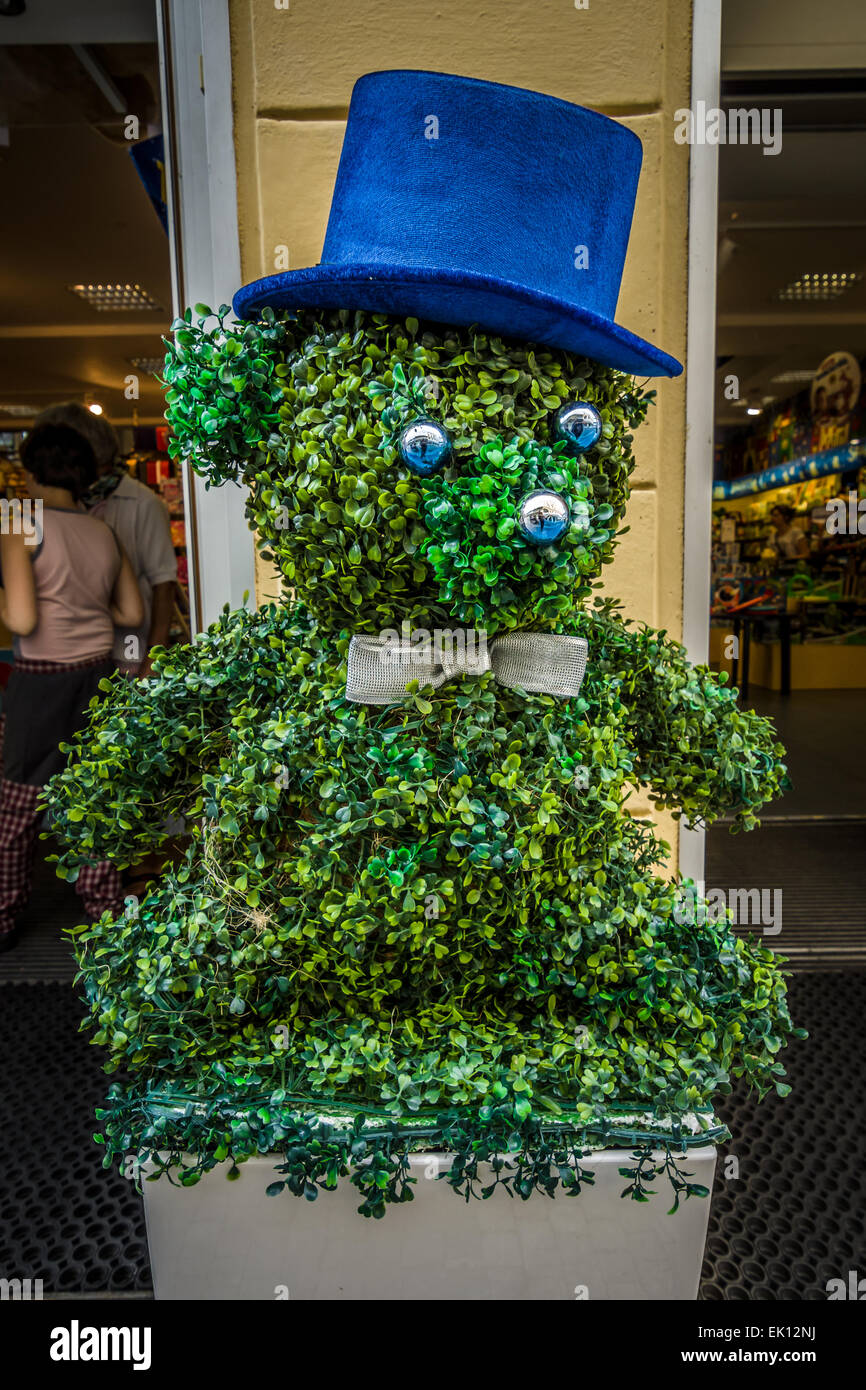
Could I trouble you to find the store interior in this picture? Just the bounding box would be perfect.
[0,36,187,675]
[712,364,865,698]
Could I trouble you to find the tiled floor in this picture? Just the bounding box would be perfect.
[736,686,866,821]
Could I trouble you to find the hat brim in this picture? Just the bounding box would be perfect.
[232,263,682,378]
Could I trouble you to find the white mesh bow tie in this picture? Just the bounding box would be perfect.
[345,630,588,704]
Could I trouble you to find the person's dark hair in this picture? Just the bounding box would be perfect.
[20,423,97,501]
[771,503,795,523]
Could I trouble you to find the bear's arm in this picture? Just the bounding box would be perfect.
[44,649,222,875]
[45,604,304,876]
[581,605,787,830]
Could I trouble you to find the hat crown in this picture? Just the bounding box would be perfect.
[233,68,681,377]
[321,70,642,322]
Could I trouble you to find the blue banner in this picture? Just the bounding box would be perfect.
[713,443,865,500]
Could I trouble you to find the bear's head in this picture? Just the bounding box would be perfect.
[164,307,651,636]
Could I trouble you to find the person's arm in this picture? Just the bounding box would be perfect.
[140,580,175,677]
[110,547,144,630]
[0,530,38,635]
[136,494,177,674]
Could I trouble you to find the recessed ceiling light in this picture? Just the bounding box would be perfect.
[68,283,163,312]
[88,403,104,415]
[743,389,765,417]
[776,272,861,303]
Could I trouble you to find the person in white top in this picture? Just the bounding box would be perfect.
[35,403,177,675]
[770,504,809,561]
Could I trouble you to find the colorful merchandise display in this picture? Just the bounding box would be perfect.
[712,467,866,647]
[713,351,866,657]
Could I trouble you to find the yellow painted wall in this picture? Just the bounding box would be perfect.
[228,0,694,848]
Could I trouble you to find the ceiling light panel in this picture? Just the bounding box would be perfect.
[776,272,861,303]
[68,283,163,312]
[770,370,817,385]
[129,356,166,376]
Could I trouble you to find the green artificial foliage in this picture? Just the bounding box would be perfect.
[46,307,803,1216]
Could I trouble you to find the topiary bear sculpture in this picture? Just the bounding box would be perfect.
[44,304,800,1214]
[45,73,802,1217]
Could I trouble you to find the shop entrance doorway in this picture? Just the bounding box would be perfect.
[707,60,866,968]
[0,0,249,987]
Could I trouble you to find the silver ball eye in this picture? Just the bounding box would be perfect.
[517,489,570,545]
[397,418,451,476]
[553,400,602,452]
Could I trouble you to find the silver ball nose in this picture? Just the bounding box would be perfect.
[517,489,570,545]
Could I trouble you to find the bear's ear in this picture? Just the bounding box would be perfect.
[162,304,295,489]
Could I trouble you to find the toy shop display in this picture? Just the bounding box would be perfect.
[712,466,866,646]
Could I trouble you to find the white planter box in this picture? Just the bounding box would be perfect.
[142,1146,716,1300]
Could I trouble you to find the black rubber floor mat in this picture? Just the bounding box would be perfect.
[700,971,866,1299]
[0,982,151,1293]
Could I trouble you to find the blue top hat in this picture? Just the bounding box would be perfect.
[233,70,681,378]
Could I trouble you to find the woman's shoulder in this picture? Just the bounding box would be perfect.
[46,508,120,556]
